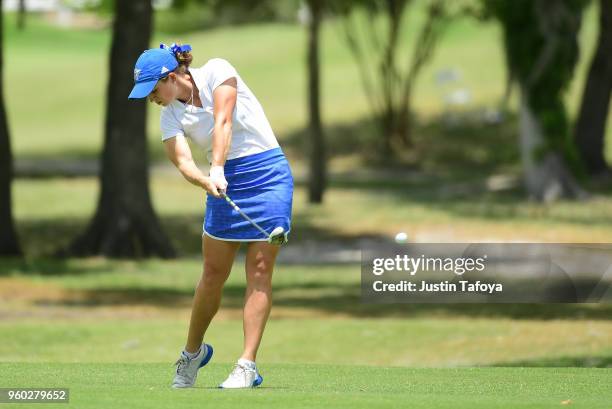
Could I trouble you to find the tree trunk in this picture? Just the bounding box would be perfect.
[395,87,412,148]
[519,90,587,202]
[396,0,445,149]
[0,0,22,256]
[380,0,405,158]
[306,0,326,203]
[17,0,26,30]
[379,110,395,158]
[574,0,612,175]
[64,0,175,258]
[490,0,588,202]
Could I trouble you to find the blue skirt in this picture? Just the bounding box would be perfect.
[204,147,293,241]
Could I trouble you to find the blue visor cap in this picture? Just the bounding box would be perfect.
[128,48,178,99]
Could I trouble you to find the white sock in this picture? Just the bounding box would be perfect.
[238,358,256,370]
[183,346,201,359]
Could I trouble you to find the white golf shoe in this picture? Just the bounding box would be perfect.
[218,359,263,389]
[171,343,214,388]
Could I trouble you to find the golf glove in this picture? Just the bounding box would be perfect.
[209,165,228,193]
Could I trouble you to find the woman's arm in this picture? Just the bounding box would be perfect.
[164,135,220,197]
[209,77,238,192]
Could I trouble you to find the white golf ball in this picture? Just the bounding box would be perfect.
[395,232,408,243]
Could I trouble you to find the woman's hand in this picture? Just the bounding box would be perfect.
[202,177,222,198]
[164,135,222,197]
[209,165,228,194]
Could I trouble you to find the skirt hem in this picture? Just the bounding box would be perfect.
[202,229,291,242]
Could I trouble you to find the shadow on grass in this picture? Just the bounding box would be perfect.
[0,257,117,277]
[283,110,521,174]
[15,182,612,262]
[284,112,612,229]
[12,109,612,260]
[490,355,612,368]
[24,281,612,321]
[12,212,390,259]
[4,251,611,320]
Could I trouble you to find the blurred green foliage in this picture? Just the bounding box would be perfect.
[484,0,591,178]
[159,0,302,33]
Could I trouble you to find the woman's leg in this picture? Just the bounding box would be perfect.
[184,235,240,353]
[241,241,280,361]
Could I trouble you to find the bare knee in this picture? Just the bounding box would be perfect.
[247,269,273,286]
[246,254,274,286]
[200,262,230,290]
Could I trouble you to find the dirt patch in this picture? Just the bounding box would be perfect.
[0,277,68,303]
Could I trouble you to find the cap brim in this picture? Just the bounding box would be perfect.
[128,80,157,99]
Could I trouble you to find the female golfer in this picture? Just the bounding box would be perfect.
[129,43,293,389]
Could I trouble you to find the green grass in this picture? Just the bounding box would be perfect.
[3,9,612,407]
[2,317,612,367]
[0,364,609,409]
[10,175,612,258]
[1,249,611,408]
[2,258,612,367]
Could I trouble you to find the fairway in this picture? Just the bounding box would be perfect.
[0,363,609,409]
[1,260,611,408]
[2,2,612,407]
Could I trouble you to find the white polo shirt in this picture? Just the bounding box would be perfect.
[160,58,279,162]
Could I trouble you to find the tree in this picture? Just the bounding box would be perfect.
[304,0,327,203]
[169,0,300,27]
[17,0,26,30]
[331,0,449,158]
[64,0,175,258]
[0,0,22,256]
[574,0,612,176]
[485,0,588,202]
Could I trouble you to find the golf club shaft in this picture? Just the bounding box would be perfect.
[220,192,270,238]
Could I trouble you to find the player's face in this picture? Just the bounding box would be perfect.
[148,75,176,107]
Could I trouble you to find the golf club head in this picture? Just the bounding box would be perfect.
[268,226,288,245]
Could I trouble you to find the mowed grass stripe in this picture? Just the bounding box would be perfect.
[1,319,611,368]
[0,364,609,409]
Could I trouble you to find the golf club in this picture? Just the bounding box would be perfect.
[219,191,288,245]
